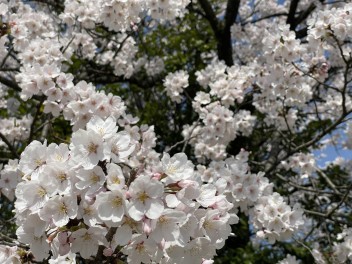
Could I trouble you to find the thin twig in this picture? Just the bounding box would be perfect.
[0,132,19,159]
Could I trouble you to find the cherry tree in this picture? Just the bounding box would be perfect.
[0,0,351,263]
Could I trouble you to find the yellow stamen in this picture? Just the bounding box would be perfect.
[138,192,149,203]
[87,142,98,154]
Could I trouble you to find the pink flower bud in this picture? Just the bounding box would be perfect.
[152,172,162,180]
[103,247,114,257]
[178,180,196,188]
[142,218,152,235]
[158,239,166,250]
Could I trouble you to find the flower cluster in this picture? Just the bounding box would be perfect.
[0,35,8,62]
[195,59,254,107]
[0,245,21,264]
[60,0,190,33]
[0,159,21,201]
[0,116,32,147]
[277,254,300,264]
[144,56,165,77]
[184,101,256,161]
[164,70,189,103]
[251,193,304,243]
[308,4,352,43]
[0,84,8,109]
[262,24,302,63]
[281,153,316,179]
[11,115,303,263]
[12,116,220,262]
[0,2,128,131]
[3,0,350,262]
[63,81,127,131]
[196,150,273,210]
[99,35,138,78]
[333,227,352,263]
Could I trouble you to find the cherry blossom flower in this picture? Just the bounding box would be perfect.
[128,175,164,221]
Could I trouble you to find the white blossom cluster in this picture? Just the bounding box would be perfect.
[148,0,191,22]
[281,153,316,179]
[195,60,254,106]
[3,0,168,131]
[0,2,130,130]
[196,150,304,243]
[144,56,165,77]
[5,3,56,52]
[69,33,98,60]
[277,254,300,264]
[99,0,144,32]
[232,3,352,137]
[251,193,304,243]
[0,116,33,147]
[0,35,8,63]
[2,0,350,262]
[63,81,126,131]
[0,85,8,109]
[163,70,189,103]
[196,150,273,211]
[188,10,351,158]
[0,245,21,264]
[333,227,352,263]
[262,24,303,63]
[254,0,286,17]
[307,4,352,43]
[99,36,138,78]
[9,115,303,263]
[132,56,165,77]
[183,101,256,161]
[60,0,190,33]
[253,25,313,131]
[179,59,258,160]
[0,159,21,201]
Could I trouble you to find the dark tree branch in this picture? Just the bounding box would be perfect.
[286,0,326,38]
[197,0,241,66]
[224,0,241,32]
[287,0,300,30]
[0,75,21,92]
[197,0,221,39]
[0,132,19,159]
[295,3,317,26]
[219,0,241,66]
[295,27,308,38]
[242,12,288,26]
[0,75,43,101]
